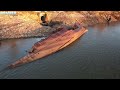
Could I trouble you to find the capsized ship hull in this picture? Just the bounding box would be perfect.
[8,23,88,68]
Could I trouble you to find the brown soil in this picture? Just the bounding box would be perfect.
[0,11,120,40]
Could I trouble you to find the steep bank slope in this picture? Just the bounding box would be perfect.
[47,11,120,26]
[0,11,120,40]
[0,12,56,40]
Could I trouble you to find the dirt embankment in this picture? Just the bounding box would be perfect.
[0,11,120,40]
[0,12,56,40]
[47,11,120,26]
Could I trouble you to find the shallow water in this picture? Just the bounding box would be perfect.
[0,22,120,79]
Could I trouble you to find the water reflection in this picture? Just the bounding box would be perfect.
[93,23,107,32]
[1,22,120,78]
[10,42,19,59]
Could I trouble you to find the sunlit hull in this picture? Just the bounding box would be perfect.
[9,23,88,68]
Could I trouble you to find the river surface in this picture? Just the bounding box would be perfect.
[0,22,120,79]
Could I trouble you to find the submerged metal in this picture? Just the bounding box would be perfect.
[8,23,88,68]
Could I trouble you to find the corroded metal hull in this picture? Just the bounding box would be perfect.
[8,23,88,68]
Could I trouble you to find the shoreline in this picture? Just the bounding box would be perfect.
[0,11,120,41]
[0,21,118,41]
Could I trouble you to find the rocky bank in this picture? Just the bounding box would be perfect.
[0,11,120,40]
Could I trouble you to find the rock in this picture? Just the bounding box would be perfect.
[0,11,120,40]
